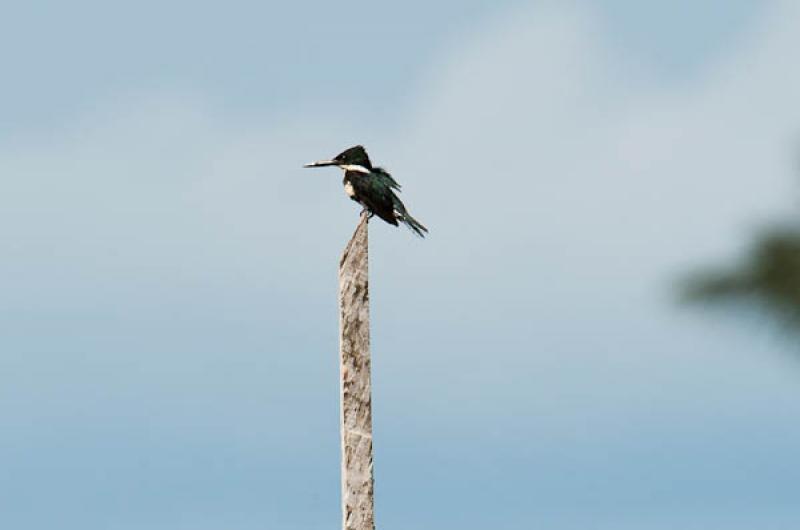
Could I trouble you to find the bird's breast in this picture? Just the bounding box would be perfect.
[343,181,356,198]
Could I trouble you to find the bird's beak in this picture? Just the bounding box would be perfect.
[303,159,338,168]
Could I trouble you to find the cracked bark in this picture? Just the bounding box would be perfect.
[338,213,375,530]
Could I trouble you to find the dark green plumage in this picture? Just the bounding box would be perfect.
[374,167,401,191]
[305,145,428,237]
[343,168,428,237]
[334,145,373,169]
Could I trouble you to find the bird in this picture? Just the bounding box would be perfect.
[304,145,428,237]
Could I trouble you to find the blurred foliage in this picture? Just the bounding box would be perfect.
[682,226,800,328]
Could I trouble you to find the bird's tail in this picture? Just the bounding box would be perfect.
[398,211,428,238]
[392,196,428,237]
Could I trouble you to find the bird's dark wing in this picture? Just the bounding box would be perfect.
[373,167,401,191]
[347,171,398,226]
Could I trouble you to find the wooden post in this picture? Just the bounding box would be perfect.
[338,213,375,530]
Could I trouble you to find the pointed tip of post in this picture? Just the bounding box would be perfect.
[340,213,369,268]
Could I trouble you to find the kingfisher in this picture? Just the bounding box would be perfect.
[304,145,428,237]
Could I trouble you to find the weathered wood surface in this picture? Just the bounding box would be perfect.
[338,213,375,530]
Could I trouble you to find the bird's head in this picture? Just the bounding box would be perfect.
[304,145,373,173]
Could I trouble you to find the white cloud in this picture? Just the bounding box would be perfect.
[371,0,800,433]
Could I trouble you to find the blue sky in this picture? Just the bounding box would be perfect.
[2,1,800,529]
